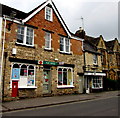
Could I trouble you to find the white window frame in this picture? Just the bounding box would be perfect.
[93,54,98,65]
[57,67,74,88]
[92,77,103,89]
[60,37,70,54]
[16,25,34,47]
[45,32,52,50]
[10,63,37,88]
[45,6,53,21]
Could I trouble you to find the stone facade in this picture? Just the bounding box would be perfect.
[1,1,84,101]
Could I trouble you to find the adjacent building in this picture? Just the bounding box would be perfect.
[75,29,106,93]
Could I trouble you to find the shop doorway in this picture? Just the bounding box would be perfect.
[43,67,51,94]
[79,75,84,93]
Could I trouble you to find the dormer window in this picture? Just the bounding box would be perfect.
[17,25,34,46]
[45,6,53,21]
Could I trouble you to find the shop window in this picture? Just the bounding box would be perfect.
[58,67,73,87]
[17,25,34,46]
[92,77,103,89]
[11,63,36,88]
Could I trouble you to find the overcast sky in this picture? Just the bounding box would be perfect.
[0,0,119,41]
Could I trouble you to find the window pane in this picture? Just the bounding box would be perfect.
[45,32,51,49]
[46,7,52,21]
[65,38,70,52]
[28,65,34,75]
[13,64,19,68]
[63,69,67,85]
[68,69,72,85]
[17,26,24,43]
[20,65,27,76]
[28,65,34,86]
[26,28,33,45]
[58,68,62,85]
[60,37,64,51]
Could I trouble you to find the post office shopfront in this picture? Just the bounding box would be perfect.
[10,59,75,98]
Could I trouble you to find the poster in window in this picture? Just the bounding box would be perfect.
[27,75,34,86]
[12,68,20,80]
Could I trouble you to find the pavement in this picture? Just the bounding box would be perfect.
[1,90,119,113]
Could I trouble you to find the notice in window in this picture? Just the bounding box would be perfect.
[12,68,20,80]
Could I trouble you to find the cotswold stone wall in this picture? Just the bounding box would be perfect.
[3,40,83,100]
[2,6,84,100]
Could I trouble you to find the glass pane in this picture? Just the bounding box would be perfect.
[20,65,27,76]
[45,32,51,48]
[28,65,34,86]
[58,68,62,85]
[13,64,19,68]
[26,28,33,45]
[46,8,51,20]
[60,37,64,51]
[17,26,24,43]
[68,69,72,85]
[28,66,34,76]
[63,69,67,85]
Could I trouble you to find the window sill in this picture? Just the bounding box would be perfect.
[57,85,74,89]
[92,87,103,89]
[15,42,35,48]
[44,48,53,52]
[10,86,37,89]
[59,51,72,55]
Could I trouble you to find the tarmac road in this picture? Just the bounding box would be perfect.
[2,96,119,116]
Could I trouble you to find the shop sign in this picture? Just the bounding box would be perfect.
[59,62,64,65]
[43,61,58,65]
[38,60,58,65]
[12,68,20,80]
[38,60,43,65]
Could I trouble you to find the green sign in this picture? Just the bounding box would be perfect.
[43,61,58,65]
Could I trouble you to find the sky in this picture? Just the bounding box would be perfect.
[0,0,119,41]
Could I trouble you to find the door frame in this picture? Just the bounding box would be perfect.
[43,66,51,94]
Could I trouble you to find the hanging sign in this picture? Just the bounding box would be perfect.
[12,68,20,80]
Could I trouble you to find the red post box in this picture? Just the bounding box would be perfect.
[12,81,18,97]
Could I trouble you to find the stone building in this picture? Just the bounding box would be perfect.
[75,28,120,86]
[105,38,120,80]
[75,29,106,93]
[0,0,84,101]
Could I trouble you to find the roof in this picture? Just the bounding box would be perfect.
[83,39,101,55]
[75,29,100,46]
[1,0,72,37]
[105,39,116,51]
[85,35,100,47]
[1,4,27,19]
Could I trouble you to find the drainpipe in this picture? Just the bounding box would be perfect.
[82,40,86,93]
[0,16,3,99]
[0,15,6,101]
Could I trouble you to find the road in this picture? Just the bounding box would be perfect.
[2,96,119,116]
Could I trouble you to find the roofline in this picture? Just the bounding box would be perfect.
[22,0,71,37]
